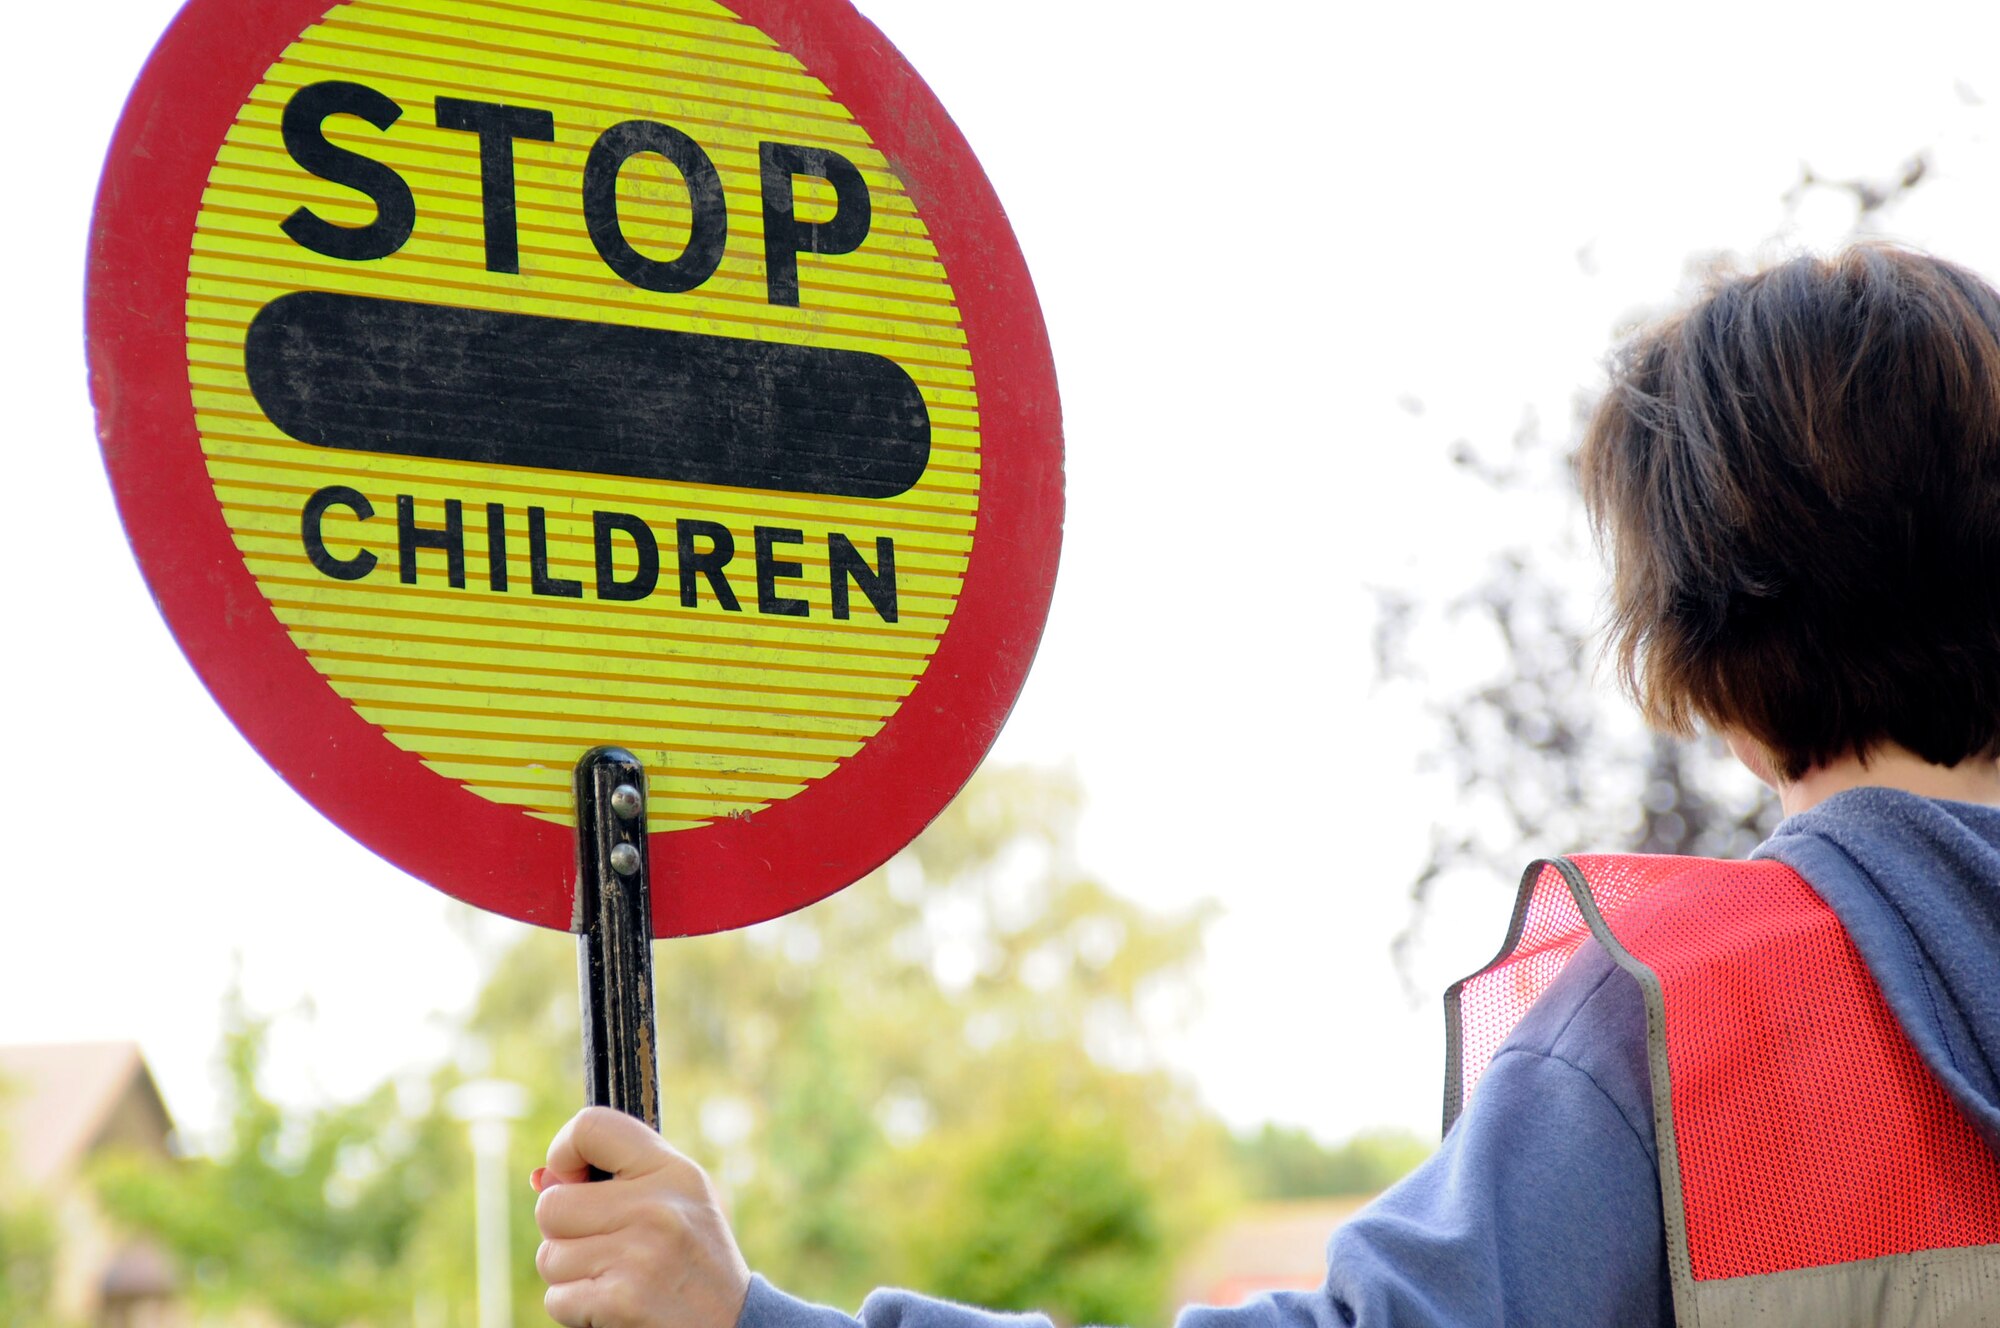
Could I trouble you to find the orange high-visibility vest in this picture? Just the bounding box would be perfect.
[1446,855,2000,1326]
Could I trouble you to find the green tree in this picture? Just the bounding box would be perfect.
[0,1200,59,1328]
[1231,1124,1431,1200]
[0,1075,61,1328]
[90,769,1237,1328]
[898,1103,1166,1325]
[448,766,1233,1325]
[0,1105,60,1328]
[91,993,458,1328]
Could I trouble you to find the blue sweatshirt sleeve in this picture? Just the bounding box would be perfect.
[737,945,1671,1328]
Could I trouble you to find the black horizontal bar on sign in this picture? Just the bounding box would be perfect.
[243,291,932,499]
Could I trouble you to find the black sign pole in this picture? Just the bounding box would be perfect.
[573,746,661,1171]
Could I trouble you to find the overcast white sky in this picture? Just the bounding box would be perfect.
[9,0,2000,1151]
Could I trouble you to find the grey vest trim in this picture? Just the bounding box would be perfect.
[1690,1243,2000,1327]
[1440,859,1548,1137]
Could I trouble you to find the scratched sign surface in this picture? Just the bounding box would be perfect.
[89,0,1064,934]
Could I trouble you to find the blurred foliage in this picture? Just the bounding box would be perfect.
[0,1099,61,1328]
[468,765,1234,1323]
[1231,1125,1432,1201]
[92,996,458,1327]
[897,1103,1166,1325]
[0,1202,60,1328]
[91,767,1325,1328]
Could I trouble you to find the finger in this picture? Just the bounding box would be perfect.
[547,1106,676,1180]
[541,1276,593,1328]
[535,1172,672,1240]
[545,1275,635,1328]
[530,1166,547,1193]
[535,1232,628,1287]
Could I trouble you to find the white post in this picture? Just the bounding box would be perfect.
[448,1080,529,1328]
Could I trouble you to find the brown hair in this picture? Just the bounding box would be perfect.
[1578,244,2000,781]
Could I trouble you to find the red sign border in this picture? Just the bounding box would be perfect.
[86,0,1064,936]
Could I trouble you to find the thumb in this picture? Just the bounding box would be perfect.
[546,1106,671,1179]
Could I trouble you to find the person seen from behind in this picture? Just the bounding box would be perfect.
[529,244,2000,1327]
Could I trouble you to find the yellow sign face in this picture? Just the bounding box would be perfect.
[187,0,979,834]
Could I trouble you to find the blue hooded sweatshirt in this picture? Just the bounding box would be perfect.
[737,789,2000,1328]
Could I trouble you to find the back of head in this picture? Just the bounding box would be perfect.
[1579,244,2000,781]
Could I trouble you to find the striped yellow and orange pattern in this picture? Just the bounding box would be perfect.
[185,0,979,832]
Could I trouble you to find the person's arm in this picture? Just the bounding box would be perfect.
[1303,946,1672,1326]
[1313,1048,1671,1324]
[532,946,1671,1328]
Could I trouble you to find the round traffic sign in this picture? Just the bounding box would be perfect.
[88,0,1063,935]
